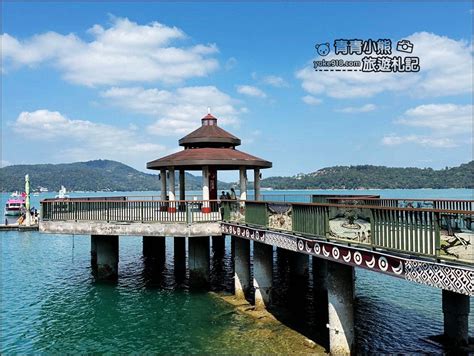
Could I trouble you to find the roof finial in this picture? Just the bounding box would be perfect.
[207,106,211,114]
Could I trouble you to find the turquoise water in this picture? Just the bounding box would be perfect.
[1,189,473,354]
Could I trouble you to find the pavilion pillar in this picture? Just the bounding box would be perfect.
[254,168,261,200]
[202,166,210,213]
[442,290,470,347]
[179,169,185,201]
[168,167,176,212]
[239,166,247,201]
[160,169,167,201]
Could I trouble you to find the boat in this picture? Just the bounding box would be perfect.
[5,197,26,216]
[55,186,70,199]
[39,187,48,193]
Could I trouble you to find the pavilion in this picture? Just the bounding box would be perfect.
[146,112,272,211]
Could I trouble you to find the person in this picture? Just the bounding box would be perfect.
[225,192,231,200]
[230,188,237,200]
[219,191,226,200]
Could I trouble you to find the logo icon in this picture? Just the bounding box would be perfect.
[396,40,414,53]
[315,42,330,56]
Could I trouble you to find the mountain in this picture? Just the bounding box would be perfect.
[260,161,474,189]
[1,160,473,192]
[0,160,230,192]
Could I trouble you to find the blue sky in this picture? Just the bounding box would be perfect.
[2,2,473,181]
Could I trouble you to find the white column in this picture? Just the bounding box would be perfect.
[253,241,272,309]
[234,237,250,300]
[254,168,261,201]
[202,166,210,213]
[168,167,176,212]
[160,169,167,201]
[239,166,247,201]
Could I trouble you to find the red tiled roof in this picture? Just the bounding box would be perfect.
[147,147,272,170]
[179,125,241,146]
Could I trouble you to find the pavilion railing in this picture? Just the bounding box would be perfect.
[222,200,474,264]
[41,199,221,224]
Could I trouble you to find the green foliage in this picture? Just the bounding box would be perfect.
[0,160,231,192]
[261,161,474,189]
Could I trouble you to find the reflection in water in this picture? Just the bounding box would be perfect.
[1,232,473,354]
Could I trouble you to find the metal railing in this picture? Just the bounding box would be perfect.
[41,199,221,223]
[222,200,474,264]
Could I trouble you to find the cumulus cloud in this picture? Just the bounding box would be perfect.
[261,75,288,88]
[11,110,167,164]
[382,103,473,148]
[336,104,376,113]
[101,86,242,135]
[296,32,473,98]
[236,85,267,98]
[1,17,219,86]
[301,95,322,105]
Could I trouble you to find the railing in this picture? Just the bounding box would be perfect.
[41,199,221,223]
[222,200,474,264]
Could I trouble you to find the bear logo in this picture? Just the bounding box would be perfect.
[315,43,330,56]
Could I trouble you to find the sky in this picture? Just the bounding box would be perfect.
[1,1,473,181]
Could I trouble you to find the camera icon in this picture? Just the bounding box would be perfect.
[396,40,414,53]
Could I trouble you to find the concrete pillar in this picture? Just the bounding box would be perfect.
[143,236,165,263]
[313,257,329,345]
[168,167,176,212]
[160,169,167,201]
[202,166,210,213]
[239,166,247,201]
[234,237,251,300]
[179,169,185,201]
[289,251,309,278]
[188,236,210,287]
[442,289,470,346]
[212,235,225,257]
[174,236,186,283]
[253,241,273,309]
[327,261,354,356]
[92,235,119,280]
[91,235,98,271]
[254,168,261,200]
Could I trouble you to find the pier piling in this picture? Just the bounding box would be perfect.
[188,236,210,288]
[92,235,119,280]
[234,237,251,300]
[174,236,186,282]
[327,261,354,355]
[442,289,470,347]
[253,241,273,309]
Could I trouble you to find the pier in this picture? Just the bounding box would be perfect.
[38,113,473,355]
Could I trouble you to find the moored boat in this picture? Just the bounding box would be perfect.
[5,197,26,216]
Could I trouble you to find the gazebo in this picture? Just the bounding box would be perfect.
[147,112,272,212]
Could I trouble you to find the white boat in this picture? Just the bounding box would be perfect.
[55,186,70,199]
[39,187,48,192]
[5,197,25,216]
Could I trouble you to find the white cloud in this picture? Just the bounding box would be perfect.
[296,32,473,99]
[236,85,267,98]
[101,86,242,135]
[301,95,322,105]
[11,110,167,164]
[382,103,473,148]
[261,75,288,88]
[336,104,376,113]
[1,17,219,86]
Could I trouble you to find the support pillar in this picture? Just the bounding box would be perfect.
[168,167,176,212]
[188,236,210,287]
[202,166,210,213]
[160,169,167,201]
[254,168,261,201]
[92,235,119,280]
[442,289,470,347]
[327,261,354,356]
[234,237,250,300]
[143,236,166,263]
[313,257,329,347]
[174,236,186,283]
[239,166,247,201]
[212,235,225,257]
[289,251,309,279]
[253,241,272,309]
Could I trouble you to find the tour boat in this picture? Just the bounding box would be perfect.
[55,186,69,199]
[4,197,25,216]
